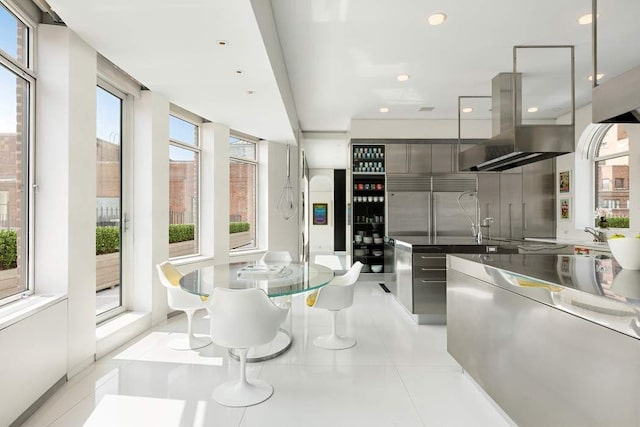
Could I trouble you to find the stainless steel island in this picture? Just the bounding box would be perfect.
[387,235,571,324]
[447,253,640,427]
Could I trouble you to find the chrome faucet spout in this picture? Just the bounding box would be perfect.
[584,227,607,243]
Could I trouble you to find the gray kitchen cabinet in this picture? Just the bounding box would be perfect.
[408,144,432,173]
[431,144,454,173]
[499,173,523,240]
[522,158,555,237]
[477,173,500,238]
[385,144,408,173]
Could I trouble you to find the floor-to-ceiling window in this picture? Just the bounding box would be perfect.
[594,124,629,228]
[229,133,258,251]
[169,114,200,258]
[0,2,34,305]
[95,84,125,316]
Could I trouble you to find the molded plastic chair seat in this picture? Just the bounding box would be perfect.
[306,261,363,350]
[156,262,211,350]
[259,251,293,264]
[209,287,289,407]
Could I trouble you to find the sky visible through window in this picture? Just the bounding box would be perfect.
[169,115,198,161]
[96,87,121,143]
[0,63,16,133]
[0,4,18,59]
[0,5,20,133]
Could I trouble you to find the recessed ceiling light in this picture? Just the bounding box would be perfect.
[527,107,538,113]
[428,13,447,26]
[246,90,255,95]
[217,40,229,46]
[397,74,410,82]
[379,107,389,113]
[577,13,598,25]
[588,73,605,81]
[462,107,473,113]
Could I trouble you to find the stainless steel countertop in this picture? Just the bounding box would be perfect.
[448,254,640,340]
[387,235,571,254]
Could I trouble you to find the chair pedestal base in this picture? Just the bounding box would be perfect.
[168,334,212,351]
[229,329,292,362]
[313,334,356,350]
[213,379,273,407]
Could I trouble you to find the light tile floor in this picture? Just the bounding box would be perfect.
[23,280,512,427]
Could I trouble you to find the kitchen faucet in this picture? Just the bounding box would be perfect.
[458,191,482,243]
[584,227,607,243]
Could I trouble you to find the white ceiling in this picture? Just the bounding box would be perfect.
[272,0,640,130]
[46,0,297,143]
[46,0,640,167]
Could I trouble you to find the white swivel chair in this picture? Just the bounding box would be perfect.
[306,261,363,350]
[209,287,290,407]
[259,250,293,264]
[156,262,211,350]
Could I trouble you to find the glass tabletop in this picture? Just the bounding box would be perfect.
[179,262,335,298]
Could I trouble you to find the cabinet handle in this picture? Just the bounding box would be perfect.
[433,194,437,238]
[508,203,513,239]
[522,203,527,231]
[420,256,445,259]
[419,280,446,283]
[421,268,446,271]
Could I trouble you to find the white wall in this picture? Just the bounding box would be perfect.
[265,142,301,260]
[132,91,170,325]
[0,300,67,426]
[309,170,334,253]
[35,25,97,378]
[351,118,492,139]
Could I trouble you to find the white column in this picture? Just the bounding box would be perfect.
[267,142,300,260]
[211,123,230,264]
[35,25,97,376]
[132,91,170,325]
[626,125,640,231]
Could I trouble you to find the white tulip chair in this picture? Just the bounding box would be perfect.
[156,262,211,350]
[209,287,290,407]
[259,250,293,264]
[306,261,363,349]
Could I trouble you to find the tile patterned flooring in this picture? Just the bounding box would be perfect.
[23,280,512,427]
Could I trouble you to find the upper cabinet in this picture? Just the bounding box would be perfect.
[430,145,453,173]
[408,144,432,173]
[385,144,408,174]
[386,143,462,174]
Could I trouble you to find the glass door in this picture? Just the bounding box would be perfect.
[96,85,125,317]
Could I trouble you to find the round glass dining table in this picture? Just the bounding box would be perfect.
[179,261,334,362]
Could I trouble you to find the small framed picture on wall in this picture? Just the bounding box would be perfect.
[313,203,328,225]
[560,198,571,221]
[559,170,571,193]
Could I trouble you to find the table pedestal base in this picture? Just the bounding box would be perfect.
[229,328,292,363]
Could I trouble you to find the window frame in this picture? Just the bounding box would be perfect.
[0,0,34,72]
[229,132,259,252]
[0,0,35,306]
[592,124,630,229]
[168,111,202,259]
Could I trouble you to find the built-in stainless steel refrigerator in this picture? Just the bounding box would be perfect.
[386,174,478,239]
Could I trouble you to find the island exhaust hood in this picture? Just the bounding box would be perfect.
[459,73,575,171]
[593,66,640,123]
[591,0,640,123]
[459,46,575,172]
